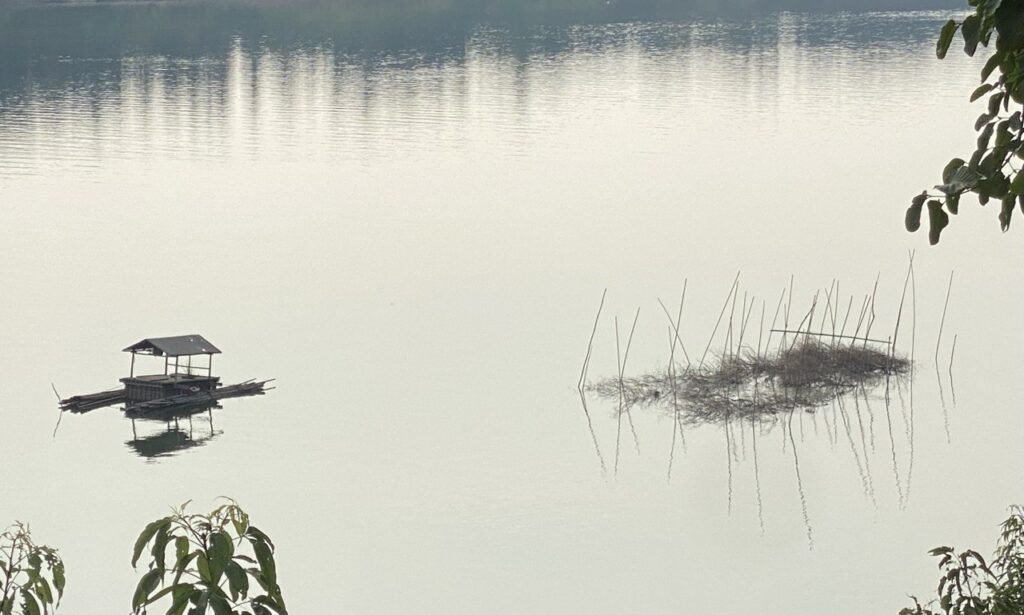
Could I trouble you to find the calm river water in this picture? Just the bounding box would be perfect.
[1,7,1022,614]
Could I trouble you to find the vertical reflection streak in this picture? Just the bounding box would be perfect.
[883,378,904,507]
[751,416,765,534]
[788,413,813,550]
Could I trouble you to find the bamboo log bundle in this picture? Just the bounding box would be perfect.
[59,388,127,414]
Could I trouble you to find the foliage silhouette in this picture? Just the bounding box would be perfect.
[901,506,1024,615]
[0,522,65,615]
[907,0,1024,243]
[130,500,287,615]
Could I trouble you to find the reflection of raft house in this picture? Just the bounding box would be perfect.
[121,335,221,403]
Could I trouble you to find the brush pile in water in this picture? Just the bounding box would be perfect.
[587,339,908,424]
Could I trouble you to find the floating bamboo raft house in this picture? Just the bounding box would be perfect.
[59,334,272,417]
[123,335,221,402]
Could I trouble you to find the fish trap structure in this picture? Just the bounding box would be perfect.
[59,334,272,418]
[577,270,933,428]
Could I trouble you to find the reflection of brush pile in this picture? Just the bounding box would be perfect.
[587,339,908,423]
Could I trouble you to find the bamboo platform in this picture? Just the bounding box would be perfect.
[122,379,274,418]
[120,374,219,403]
[59,379,273,416]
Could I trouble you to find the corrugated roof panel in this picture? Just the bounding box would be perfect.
[123,335,222,357]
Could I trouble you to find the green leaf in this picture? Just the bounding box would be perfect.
[970,83,994,101]
[247,567,271,593]
[196,552,213,584]
[228,507,250,537]
[994,0,1024,53]
[132,518,171,568]
[980,0,1003,18]
[33,578,53,607]
[245,527,276,552]
[190,589,209,614]
[172,550,200,588]
[979,145,1008,175]
[174,536,189,564]
[928,200,950,245]
[947,192,960,215]
[152,524,171,574]
[252,595,285,615]
[52,561,65,600]
[209,532,234,568]
[975,112,992,131]
[1008,111,1021,132]
[208,592,232,615]
[224,561,249,602]
[906,200,924,232]
[981,52,1002,80]
[979,170,1011,198]
[205,532,232,585]
[987,91,1004,116]
[942,159,965,183]
[964,549,990,572]
[253,540,277,585]
[167,585,195,615]
[141,583,189,607]
[978,122,995,150]
[132,568,162,611]
[1010,170,1024,195]
[996,120,1013,147]
[962,15,981,56]
[1000,195,1014,230]
[253,603,273,615]
[20,590,41,615]
[938,19,960,59]
[969,147,985,169]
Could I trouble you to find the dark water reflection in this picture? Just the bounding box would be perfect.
[127,411,222,460]
[0,1,957,65]
[0,9,962,183]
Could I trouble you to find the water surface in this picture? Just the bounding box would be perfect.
[1,9,1022,614]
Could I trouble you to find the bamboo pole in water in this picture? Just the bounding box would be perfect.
[698,272,740,371]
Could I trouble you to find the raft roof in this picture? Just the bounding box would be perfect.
[123,335,221,357]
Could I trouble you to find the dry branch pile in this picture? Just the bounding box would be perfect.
[587,338,908,424]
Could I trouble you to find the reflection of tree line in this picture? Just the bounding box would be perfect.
[0,6,964,157]
[0,4,957,84]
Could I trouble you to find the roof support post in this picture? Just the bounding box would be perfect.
[130,352,135,378]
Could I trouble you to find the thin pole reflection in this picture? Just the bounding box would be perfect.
[787,413,814,550]
[883,377,905,507]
